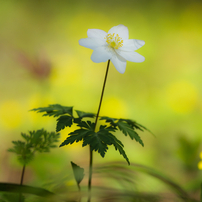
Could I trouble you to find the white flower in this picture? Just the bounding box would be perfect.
[79,24,145,74]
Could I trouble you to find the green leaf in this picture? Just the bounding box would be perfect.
[116,121,144,147]
[0,183,55,197]
[59,120,96,147]
[30,130,43,145]
[99,125,117,133]
[105,132,130,165]
[70,161,85,185]
[77,120,95,129]
[120,118,153,135]
[31,104,73,117]
[83,130,109,157]
[8,141,34,165]
[99,116,118,127]
[56,115,73,132]
[100,116,152,136]
[21,133,30,142]
[59,128,92,147]
[113,142,130,165]
[83,125,116,157]
[76,110,95,119]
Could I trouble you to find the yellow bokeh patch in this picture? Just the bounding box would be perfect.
[198,161,202,170]
[166,81,198,113]
[198,152,202,170]
[200,151,202,159]
[0,100,23,129]
[100,97,128,118]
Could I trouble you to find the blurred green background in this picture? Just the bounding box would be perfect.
[0,0,202,199]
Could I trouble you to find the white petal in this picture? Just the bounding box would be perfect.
[117,51,145,63]
[87,29,107,39]
[120,39,145,51]
[108,25,129,40]
[111,54,127,74]
[79,38,106,50]
[91,46,112,63]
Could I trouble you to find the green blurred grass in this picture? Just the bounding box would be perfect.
[0,0,201,198]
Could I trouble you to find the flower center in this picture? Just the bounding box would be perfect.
[105,33,123,49]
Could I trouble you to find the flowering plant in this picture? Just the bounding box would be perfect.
[79,24,145,73]
[31,25,148,202]
[0,24,147,202]
[2,25,201,202]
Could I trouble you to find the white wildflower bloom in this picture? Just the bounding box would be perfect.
[79,24,145,74]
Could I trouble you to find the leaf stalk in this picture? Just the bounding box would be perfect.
[87,60,111,202]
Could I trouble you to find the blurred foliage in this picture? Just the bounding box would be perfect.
[177,135,201,171]
[94,161,199,202]
[70,161,84,190]
[8,129,60,165]
[0,161,200,202]
[0,193,25,202]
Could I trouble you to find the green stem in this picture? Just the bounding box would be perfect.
[19,165,26,202]
[20,165,26,185]
[77,183,81,202]
[87,60,111,202]
[94,60,111,130]
[87,149,93,202]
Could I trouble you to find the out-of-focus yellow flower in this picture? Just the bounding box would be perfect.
[79,25,145,74]
[200,151,202,159]
[198,161,202,170]
[198,151,202,170]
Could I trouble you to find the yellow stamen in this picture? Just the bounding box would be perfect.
[105,33,123,49]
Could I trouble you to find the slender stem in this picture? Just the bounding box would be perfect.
[87,60,111,202]
[19,165,26,202]
[94,59,111,129]
[20,165,26,185]
[77,183,81,202]
[87,149,93,202]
